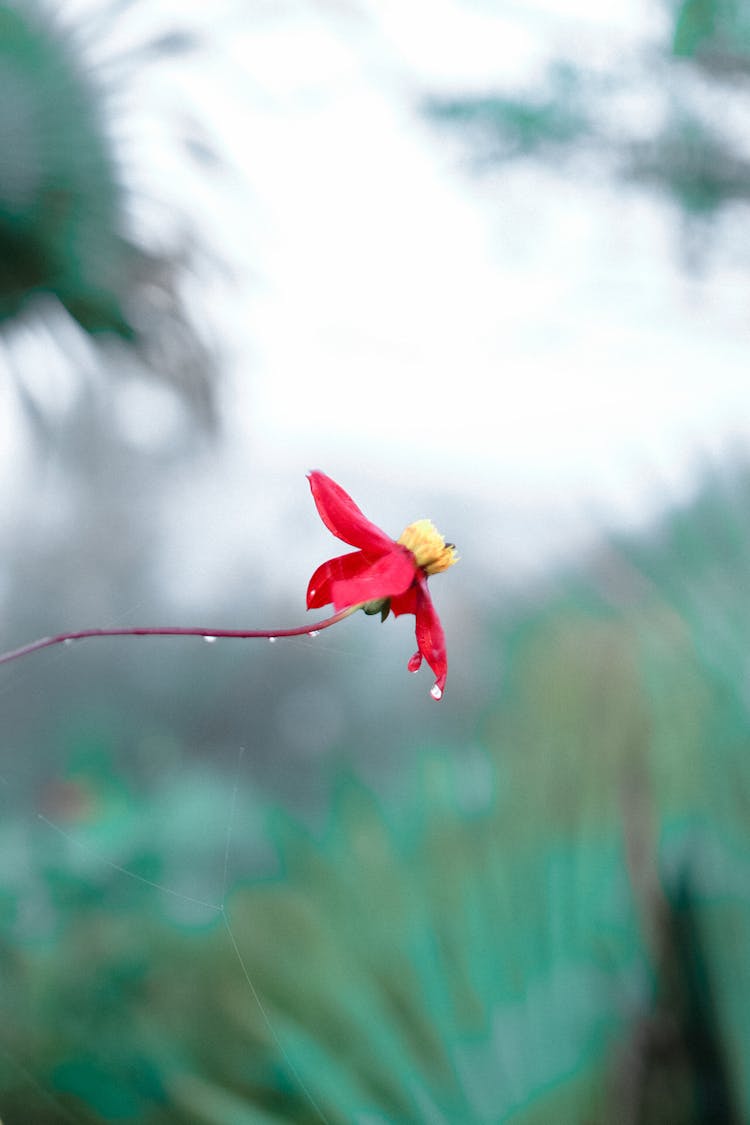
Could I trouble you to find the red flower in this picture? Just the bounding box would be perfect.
[306,471,457,700]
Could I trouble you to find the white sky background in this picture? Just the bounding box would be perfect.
[7,0,750,605]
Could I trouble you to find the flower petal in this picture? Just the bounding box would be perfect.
[414,578,448,696]
[390,587,417,617]
[308,471,395,553]
[306,550,371,609]
[331,547,416,611]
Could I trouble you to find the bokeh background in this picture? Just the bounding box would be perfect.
[3,0,750,1121]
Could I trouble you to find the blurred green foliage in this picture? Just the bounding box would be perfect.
[0,0,218,428]
[673,0,750,68]
[426,0,750,225]
[430,65,591,163]
[0,2,129,334]
[3,465,750,1121]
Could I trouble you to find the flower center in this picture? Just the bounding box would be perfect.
[397,519,458,575]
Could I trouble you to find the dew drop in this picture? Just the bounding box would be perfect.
[204,635,217,644]
[430,684,443,701]
[308,630,319,638]
[268,636,276,644]
[63,638,75,646]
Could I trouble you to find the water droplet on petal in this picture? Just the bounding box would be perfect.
[268,636,276,644]
[430,683,443,701]
[204,635,217,643]
[308,630,319,638]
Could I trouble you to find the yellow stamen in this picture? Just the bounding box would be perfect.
[397,519,458,575]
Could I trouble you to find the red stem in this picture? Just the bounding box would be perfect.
[0,608,356,668]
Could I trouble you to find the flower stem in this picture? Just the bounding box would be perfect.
[0,608,357,668]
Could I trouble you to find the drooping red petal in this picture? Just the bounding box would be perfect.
[308,471,395,553]
[331,547,416,611]
[390,587,417,617]
[306,550,371,609]
[414,577,448,697]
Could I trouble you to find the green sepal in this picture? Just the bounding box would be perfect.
[362,598,391,622]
